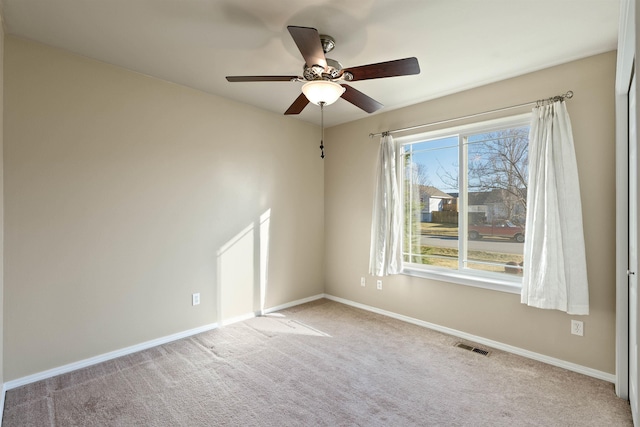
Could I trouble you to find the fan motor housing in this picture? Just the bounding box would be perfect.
[303,58,345,81]
[300,34,354,82]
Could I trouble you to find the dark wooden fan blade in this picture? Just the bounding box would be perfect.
[287,26,327,69]
[284,93,310,115]
[226,76,299,82]
[343,57,420,81]
[340,84,384,113]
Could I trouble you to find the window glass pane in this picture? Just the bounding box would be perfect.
[403,136,459,269]
[399,115,530,287]
[465,126,528,276]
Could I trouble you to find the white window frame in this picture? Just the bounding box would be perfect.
[396,113,531,294]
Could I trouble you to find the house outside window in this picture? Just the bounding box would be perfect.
[398,114,530,292]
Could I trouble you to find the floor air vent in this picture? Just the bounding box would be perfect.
[455,342,490,356]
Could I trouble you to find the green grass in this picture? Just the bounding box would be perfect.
[406,244,523,273]
[420,222,458,237]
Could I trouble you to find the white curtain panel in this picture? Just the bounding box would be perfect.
[369,133,402,277]
[522,101,589,315]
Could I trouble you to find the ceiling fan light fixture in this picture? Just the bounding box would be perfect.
[302,80,345,106]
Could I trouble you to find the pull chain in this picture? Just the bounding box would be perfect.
[320,102,325,159]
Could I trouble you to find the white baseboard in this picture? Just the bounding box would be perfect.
[324,294,616,383]
[221,312,259,326]
[3,293,326,393]
[3,322,219,391]
[263,294,325,314]
[220,294,325,326]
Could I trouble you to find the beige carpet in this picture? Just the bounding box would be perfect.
[3,299,633,426]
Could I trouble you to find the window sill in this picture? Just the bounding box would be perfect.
[402,266,522,295]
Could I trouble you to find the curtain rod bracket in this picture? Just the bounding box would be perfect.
[540,90,574,106]
[370,130,390,138]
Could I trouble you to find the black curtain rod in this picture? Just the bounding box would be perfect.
[369,90,573,138]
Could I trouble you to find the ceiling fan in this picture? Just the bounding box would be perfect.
[226,26,421,115]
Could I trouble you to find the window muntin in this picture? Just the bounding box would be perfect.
[400,114,530,286]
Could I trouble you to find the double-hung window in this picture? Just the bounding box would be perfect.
[398,114,530,292]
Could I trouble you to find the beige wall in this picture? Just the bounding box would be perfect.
[4,37,324,381]
[324,52,617,374]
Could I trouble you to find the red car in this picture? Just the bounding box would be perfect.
[468,219,525,242]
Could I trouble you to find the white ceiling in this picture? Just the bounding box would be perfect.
[2,0,620,127]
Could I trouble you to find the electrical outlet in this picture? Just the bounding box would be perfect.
[360,277,366,287]
[571,320,583,336]
[192,293,200,306]
[376,280,382,290]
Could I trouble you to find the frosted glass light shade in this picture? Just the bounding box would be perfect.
[301,80,345,106]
